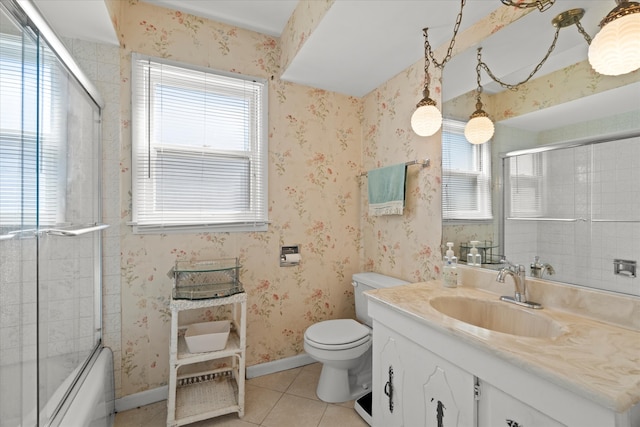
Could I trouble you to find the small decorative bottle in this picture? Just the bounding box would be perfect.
[467,240,481,266]
[443,242,458,288]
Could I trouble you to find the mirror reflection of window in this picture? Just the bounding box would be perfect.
[507,153,543,218]
[442,119,492,221]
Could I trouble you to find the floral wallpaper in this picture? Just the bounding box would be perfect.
[108,0,362,396]
[360,68,443,282]
[280,0,334,72]
[100,0,639,399]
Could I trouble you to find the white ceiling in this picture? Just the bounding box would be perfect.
[143,0,298,37]
[32,0,118,46]
[32,0,639,131]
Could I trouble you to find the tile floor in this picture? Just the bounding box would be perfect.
[114,363,369,427]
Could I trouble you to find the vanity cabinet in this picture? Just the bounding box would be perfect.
[477,381,564,427]
[373,322,475,426]
[369,292,639,427]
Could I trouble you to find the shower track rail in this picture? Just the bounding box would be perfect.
[0,223,109,240]
[507,218,639,223]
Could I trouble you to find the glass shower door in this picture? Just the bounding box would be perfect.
[1,2,103,425]
[0,5,40,426]
[36,43,103,423]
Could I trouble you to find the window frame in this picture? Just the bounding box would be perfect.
[130,53,268,234]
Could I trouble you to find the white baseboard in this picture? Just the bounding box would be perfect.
[114,353,315,412]
[246,353,315,379]
[115,385,168,413]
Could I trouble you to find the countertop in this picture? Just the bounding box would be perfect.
[366,280,640,413]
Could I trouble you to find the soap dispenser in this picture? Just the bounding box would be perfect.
[467,240,481,266]
[443,242,458,288]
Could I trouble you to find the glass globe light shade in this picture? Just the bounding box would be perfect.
[588,7,640,76]
[411,104,443,137]
[464,115,494,145]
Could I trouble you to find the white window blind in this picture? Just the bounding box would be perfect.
[442,119,492,221]
[0,34,64,228]
[507,153,543,218]
[131,54,268,233]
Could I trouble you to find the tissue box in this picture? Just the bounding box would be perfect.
[184,320,231,353]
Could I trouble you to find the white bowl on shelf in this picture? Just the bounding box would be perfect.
[185,320,231,353]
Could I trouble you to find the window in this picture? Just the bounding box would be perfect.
[131,54,268,233]
[442,119,492,221]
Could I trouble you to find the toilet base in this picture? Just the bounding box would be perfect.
[315,352,372,403]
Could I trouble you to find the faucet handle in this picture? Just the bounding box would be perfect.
[500,257,519,271]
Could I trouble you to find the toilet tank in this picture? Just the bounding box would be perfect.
[352,272,409,327]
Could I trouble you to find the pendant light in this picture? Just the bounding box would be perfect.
[411,0,466,137]
[464,48,494,145]
[588,1,640,76]
[411,28,443,137]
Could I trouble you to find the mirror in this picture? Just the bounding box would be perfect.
[441,1,640,296]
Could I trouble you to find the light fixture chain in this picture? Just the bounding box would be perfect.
[574,20,592,45]
[475,48,483,103]
[423,28,431,88]
[479,25,561,91]
[425,0,466,69]
[501,0,555,12]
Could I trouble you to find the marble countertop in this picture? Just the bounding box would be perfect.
[367,280,640,413]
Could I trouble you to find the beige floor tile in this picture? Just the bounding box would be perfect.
[318,405,369,427]
[335,398,357,408]
[190,413,259,426]
[143,404,168,427]
[246,367,302,392]
[286,366,321,400]
[260,394,327,427]
[114,401,166,426]
[242,383,283,425]
[301,362,323,375]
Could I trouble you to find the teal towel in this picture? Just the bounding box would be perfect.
[367,163,407,216]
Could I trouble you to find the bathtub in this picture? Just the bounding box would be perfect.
[52,347,115,427]
[0,347,114,427]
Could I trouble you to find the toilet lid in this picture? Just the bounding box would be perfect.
[305,319,370,346]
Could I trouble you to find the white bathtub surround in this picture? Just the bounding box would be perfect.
[55,348,115,427]
[366,265,640,425]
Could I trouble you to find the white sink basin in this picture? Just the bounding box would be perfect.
[429,296,565,339]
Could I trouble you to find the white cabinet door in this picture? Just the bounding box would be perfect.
[478,380,566,427]
[373,322,475,427]
[373,326,404,427]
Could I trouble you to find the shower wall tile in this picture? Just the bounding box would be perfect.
[69,38,97,63]
[535,138,639,294]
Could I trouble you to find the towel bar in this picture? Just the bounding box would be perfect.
[359,159,430,177]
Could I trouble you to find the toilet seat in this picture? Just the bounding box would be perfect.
[304,319,371,350]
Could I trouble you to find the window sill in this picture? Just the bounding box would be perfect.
[443,218,494,225]
[130,222,268,234]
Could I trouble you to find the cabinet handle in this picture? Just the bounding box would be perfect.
[384,366,394,413]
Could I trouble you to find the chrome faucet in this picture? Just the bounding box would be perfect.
[497,261,542,309]
[530,256,555,279]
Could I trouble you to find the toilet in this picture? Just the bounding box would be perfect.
[303,272,409,404]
